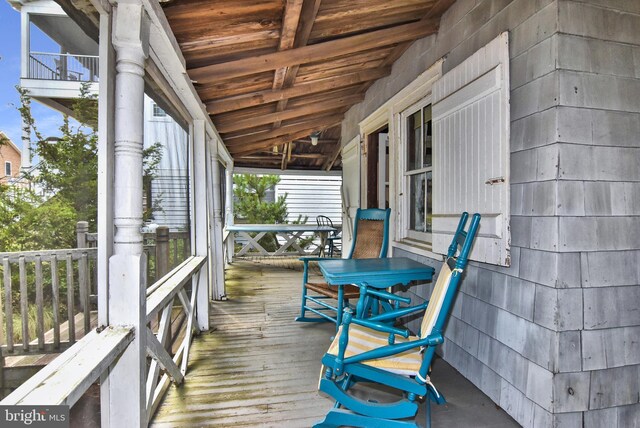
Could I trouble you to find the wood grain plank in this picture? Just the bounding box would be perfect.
[206,67,389,114]
[216,93,362,133]
[225,113,344,148]
[188,19,439,83]
[35,256,44,350]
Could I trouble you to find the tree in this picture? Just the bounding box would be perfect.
[233,174,288,251]
[0,84,162,251]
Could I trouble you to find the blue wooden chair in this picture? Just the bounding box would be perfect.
[314,212,481,428]
[296,208,391,328]
[316,215,341,257]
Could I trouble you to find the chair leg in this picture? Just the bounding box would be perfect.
[335,285,344,329]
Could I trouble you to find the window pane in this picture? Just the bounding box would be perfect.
[409,171,432,234]
[409,173,426,232]
[407,110,421,171]
[143,96,191,285]
[423,105,432,168]
[425,171,432,233]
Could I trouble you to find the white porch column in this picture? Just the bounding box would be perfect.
[192,120,210,330]
[96,5,116,426]
[209,148,226,300]
[105,1,149,426]
[225,168,234,263]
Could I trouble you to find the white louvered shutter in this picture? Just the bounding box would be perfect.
[432,32,511,266]
[341,136,361,256]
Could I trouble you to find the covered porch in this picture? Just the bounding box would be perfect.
[2,0,639,427]
[150,259,518,427]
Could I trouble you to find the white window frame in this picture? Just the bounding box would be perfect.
[5,161,11,177]
[398,99,433,243]
[357,60,443,258]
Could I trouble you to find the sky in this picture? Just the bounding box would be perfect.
[0,1,66,152]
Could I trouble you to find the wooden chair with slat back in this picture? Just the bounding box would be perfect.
[296,208,391,329]
[314,212,481,428]
[315,215,341,257]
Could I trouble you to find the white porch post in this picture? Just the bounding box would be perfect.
[96,5,116,425]
[225,168,234,263]
[104,1,149,426]
[209,147,226,300]
[192,120,210,330]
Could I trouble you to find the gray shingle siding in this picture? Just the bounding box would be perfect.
[340,0,640,425]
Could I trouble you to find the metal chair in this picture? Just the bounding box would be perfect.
[296,208,391,328]
[316,215,341,257]
[314,212,481,428]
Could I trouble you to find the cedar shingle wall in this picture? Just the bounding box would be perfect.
[341,0,640,426]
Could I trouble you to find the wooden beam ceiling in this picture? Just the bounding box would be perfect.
[188,18,439,83]
[215,93,362,133]
[162,0,454,171]
[205,67,390,114]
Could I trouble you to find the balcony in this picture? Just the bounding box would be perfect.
[28,52,98,83]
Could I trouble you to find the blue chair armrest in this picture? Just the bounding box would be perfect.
[361,287,411,304]
[367,301,429,323]
[349,317,410,339]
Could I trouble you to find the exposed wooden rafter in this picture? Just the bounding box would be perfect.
[216,94,362,133]
[161,0,456,171]
[206,67,390,114]
[188,19,439,83]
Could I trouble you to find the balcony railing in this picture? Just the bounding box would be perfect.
[28,52,99,82]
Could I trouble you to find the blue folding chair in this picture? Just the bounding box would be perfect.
[296,208,391,328]
[314,212,481,428]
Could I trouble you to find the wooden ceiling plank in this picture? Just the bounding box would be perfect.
[225,114,344,148]
[322,138,343,171]
[272,0,322,128]
[188,18,439,84]
[206,67,390,114]
[215,93,363,133]
[230,129,318,157]
[165,0,283,23]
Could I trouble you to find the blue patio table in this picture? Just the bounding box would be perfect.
[317,257,435,317]
[226,224,337,258]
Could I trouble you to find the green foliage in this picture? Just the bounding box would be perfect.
[0,84,163,251]
[0,185,77,251]
[234,174,288,224]
[234,174,289,251]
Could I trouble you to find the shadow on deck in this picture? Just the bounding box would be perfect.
[151,259,519,427]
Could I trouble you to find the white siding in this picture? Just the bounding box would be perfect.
[432,33,511,266]
[275,175,342,225]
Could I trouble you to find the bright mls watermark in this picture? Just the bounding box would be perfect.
[0,406,69,428]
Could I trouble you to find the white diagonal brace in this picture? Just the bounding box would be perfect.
[145,328,184,384]
[145,304,172,415]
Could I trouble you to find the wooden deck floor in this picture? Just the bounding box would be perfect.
[151,259,519,428]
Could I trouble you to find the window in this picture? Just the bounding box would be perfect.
[406,104,432,238]
[396,100,433,245]
[152,103,167,118]
[4,161,11,177]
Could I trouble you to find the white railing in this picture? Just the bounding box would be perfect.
[28,52,99,82]
[0,248,97,357]
[145,256,206,420]
[0,250,206,424]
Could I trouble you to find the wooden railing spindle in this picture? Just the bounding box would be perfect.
[3,258,12,352]
[51,255,60,349]
[80,253,90,334]
[66,255,75,344]
[19,257,29,352]
[35,256,45,350]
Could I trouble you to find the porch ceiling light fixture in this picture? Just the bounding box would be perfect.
[310,131,321,146]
